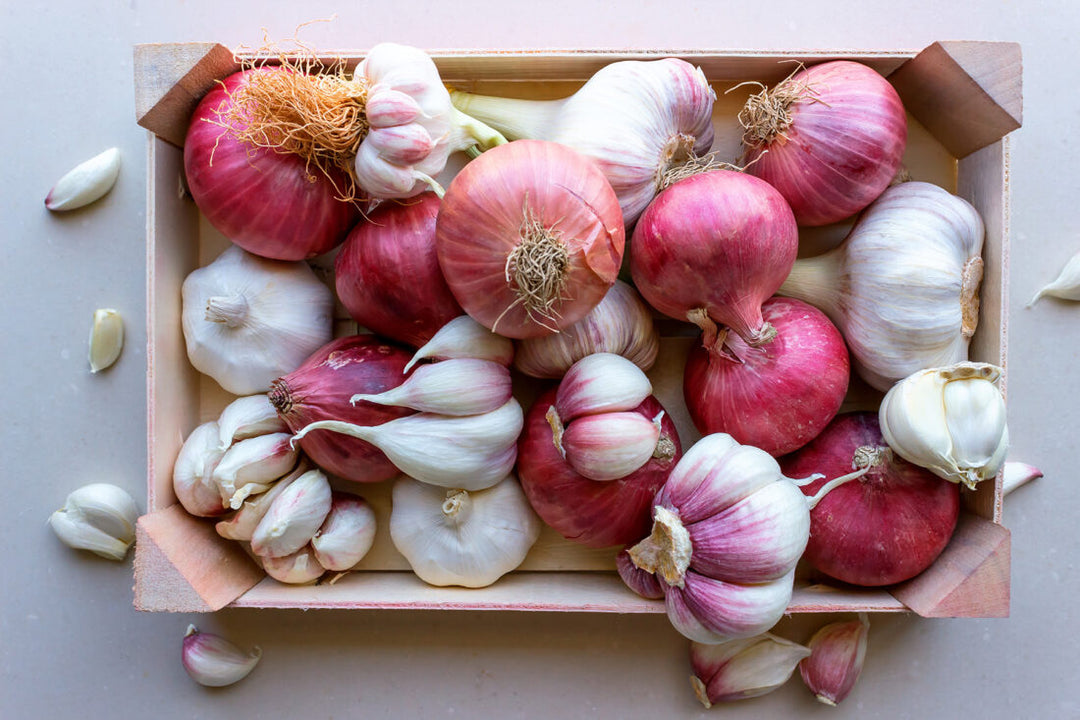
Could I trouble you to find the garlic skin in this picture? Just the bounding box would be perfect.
[181,245,334,395]
[351,358,512,415]
[554,352,653,420]
[213,432,299,509]
[690,633,812,708]
[514,280,660,379]
[173,421,228,517]
[879,362,1008,489]
[216,461,309,542]
[390,475,541,587]
[88,308,124,373]
[404,315,515,373]
[311,493,378,571]
[250,469,332,558]
[799,614,870,706]
[1029,249,1080,305]
[49,483,139,561]
[261,545,325,584]
[779,182,985,391]
[182,625,261,687]
[45,147,121,211]
[216,394,287,450]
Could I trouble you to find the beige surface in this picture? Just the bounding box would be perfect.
[3,2,1077,717]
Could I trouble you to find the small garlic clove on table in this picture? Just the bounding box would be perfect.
[798,614,870,706]
[49,483,139,561]
[88,308,124,373]
[182,625,261,687]
[45,147,121,211]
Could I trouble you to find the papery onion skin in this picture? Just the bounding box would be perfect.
[630,170,798,346]
[184,69,362,261]
[268,335,414,483]
[436,139,625,339]
[741,60,908,227]
[684,297,850,457]
[335,193,463,348]
[517,390,681,548]
[780,412,960,587]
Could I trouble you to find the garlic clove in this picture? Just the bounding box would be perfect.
[404,315,514,373]
[250,469,333,559]
[663,436,781,524]
[1029,250,1080,306]
[216,394,287,450]
[182,625,261,687]
[366,88,423,128]
[798,613,870,706]
[615,548,665,600]
[554,352,653,421]
[351,358,512,415]
[49,483,139,561]
[311,493,378,571]
[88,308,124,373]
[665,569,796,645]
[215,460,309,542]
[173,421,228,517]
[213,432,299,509]
[45,147,121,211]
[560,411,661,481]
[690,633,812,707]
[1003,461,1043,496]
[261,544,325,584]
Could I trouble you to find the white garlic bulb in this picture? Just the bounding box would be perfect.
[389,475,541,588]
[879,362,1008,489]
[181,245,334,395]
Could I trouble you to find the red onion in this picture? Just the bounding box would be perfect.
[184,69,362,261]
[268,335,414,483]
[739,60,907,227]
[436,139,625,339]
[335,193,463,347]
[683,297,849,457]
[779,412,960,587]
[629,170,797,347]
[517,389,681,548]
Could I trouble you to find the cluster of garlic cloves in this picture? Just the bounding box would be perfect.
[689,633,811,707]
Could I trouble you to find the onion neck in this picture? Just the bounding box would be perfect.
[449,89,563,141]
[627,505,692,588]
[803,445,892,510]
[777,251,844,320]
[205,293,249,328]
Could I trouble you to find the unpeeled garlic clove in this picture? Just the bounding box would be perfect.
[216,394,287,450]
[1028,249,1080,306]
[261,544,325,584]
[351,358,512,415]
[88,308,124,373]
[216,461,309,542]
[1003,461,1043,496]
[250,469,332,559]
[213,432,299,509]
[173,421,228,517]
[690,633,812,708]
[554,353,653,421]
[404,315,514,373]
[49,483,139,561]
[45,147,121,211]
[799,614,870,706]
[182,625,261,687]
[311,493,377,571]
[615,548,665,600]
[558,411,661,481]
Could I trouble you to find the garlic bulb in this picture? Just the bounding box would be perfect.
[216,394,287,450]
[628,434,810,644]
[1029,249,1080,305]
[173,421,228,517]
[216,461,309,542]
[213,432,299,509]
[690,633,811,708]
[311,493,377,571]
[778,182,985,391]
[451,58,716,224]
[49,483,139,561]
[182,625,261,687]
[403,315,515,373]
[351,358,512,415]
[181,245,334,395]
[514,280,659,379]
[389,475,541,587]
[250,469,332,558]
[799,614,870,706]
[879,362,1008,489]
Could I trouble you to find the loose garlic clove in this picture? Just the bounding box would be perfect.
[554,352,653,421]
[182,625,261,687]
[879,362,1008,489]
[216,394,287,450]
[216,461,309,542]
[173,421,228,517]
[49,483,139,561]
[799,614,870,706]
[45,147,121,211]
[1003,461,1043,496]
[690,633,811,707]
[404,315,514,373]
[261,544,325,584]
[557,411,662,481]
[250,469,332,559]
[88,308,124,373]
[1029,250,1080,306]
[351,358,512,415]
[213,432,299,509]
[311,493,377,571]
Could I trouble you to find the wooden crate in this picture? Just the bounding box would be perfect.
[132,41,1021,615]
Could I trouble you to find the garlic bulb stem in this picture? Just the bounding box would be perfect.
[205,294,249,327]
[449,91,563,143]
[441,489,471,524]
[776,251,844,320]
[804,446,890,510]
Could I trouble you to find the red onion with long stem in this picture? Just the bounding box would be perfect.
[335,193,462,348]
[684,297,849,457]
[629,170,797,348]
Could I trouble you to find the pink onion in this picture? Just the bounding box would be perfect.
[268,336,414,483]
[335,193,463,347]
[184,69,363,261]
[684,297,849,457]
[517,389,681,548]
[739,60,907,227]
[436,139,625,339]
[779,412,960,587]
[629,170,797,348]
